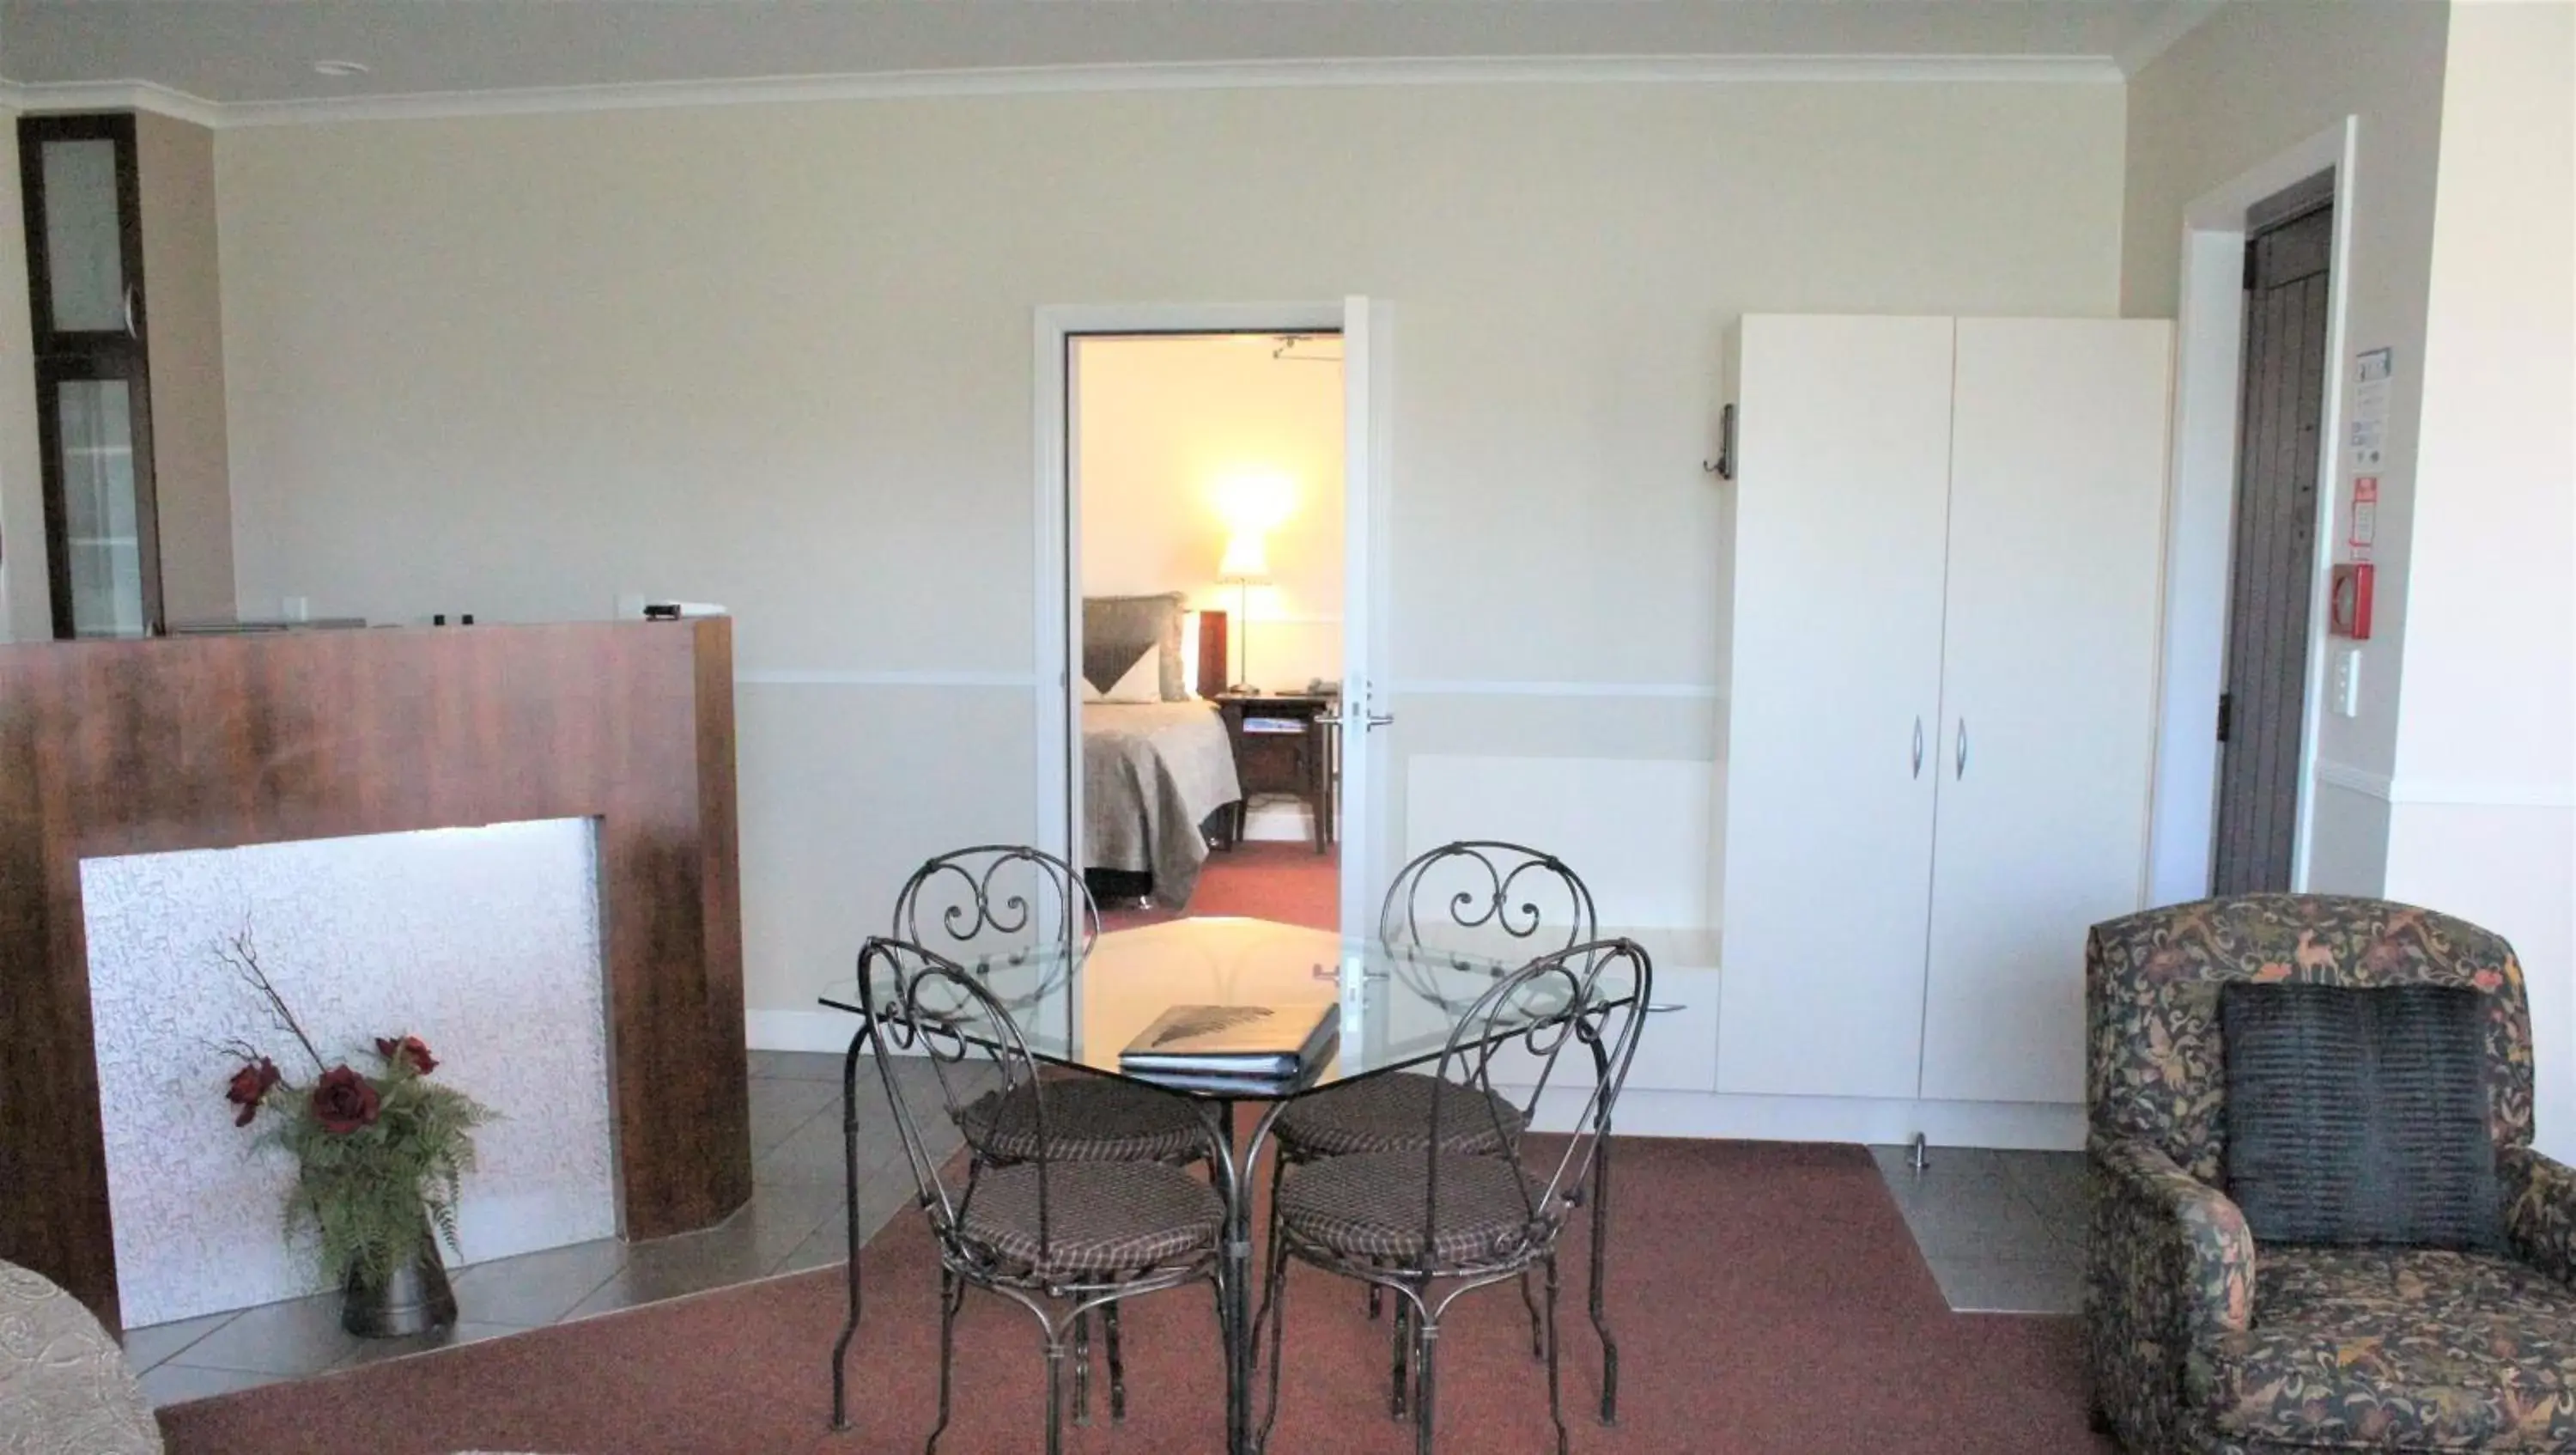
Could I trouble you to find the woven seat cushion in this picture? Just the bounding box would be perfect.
[959,1161,1224,1278]
[957,1077,1207,1165]
[2206,1245,2576,1450]
[1276,1149,1549,1268]
[1273,1072,1526,1158]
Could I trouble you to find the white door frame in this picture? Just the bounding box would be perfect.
[2145,118,2359,904]
[1031,301,1352,874]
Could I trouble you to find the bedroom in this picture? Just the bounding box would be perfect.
[1072,332,1345,932]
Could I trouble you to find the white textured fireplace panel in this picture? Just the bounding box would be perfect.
[80,819,616,1327]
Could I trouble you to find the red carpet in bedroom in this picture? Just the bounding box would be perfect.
[1103,842,1340,933]
[156,1139,2112,1455]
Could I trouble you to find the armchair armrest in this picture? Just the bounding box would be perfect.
[2500,1144,2576,1286]
[2087,1138,2257,1450]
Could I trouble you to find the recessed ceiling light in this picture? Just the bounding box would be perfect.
[311,59,369,77]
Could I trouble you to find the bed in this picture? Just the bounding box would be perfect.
[1081,599,1241,907]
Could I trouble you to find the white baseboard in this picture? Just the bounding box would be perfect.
[1524,1087,2084,1150]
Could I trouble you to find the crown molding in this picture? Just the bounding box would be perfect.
[0,77,228,129]
[1,52,2123,130]
[2115,0,2226,77]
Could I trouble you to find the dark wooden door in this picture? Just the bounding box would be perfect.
[2213,200,2333,894]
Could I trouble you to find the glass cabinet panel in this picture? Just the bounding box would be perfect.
[54,379,147,636]
[37,137,126,333]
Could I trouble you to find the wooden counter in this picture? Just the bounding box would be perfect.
[0,619,751,1327]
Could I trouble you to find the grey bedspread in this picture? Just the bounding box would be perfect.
[1083,701,1242,907]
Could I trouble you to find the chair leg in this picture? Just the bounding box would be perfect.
[1257,1239,1293,1453]
[1388,1295,1410,1418]
[1413,1312,1441,1455]
[925,1269,961,1455]
[1368,1282,1383,1321]
[1252,1145,1290,1368]
[1589,1127,1619,1425]
[1104,1300,1128,1423]
[1518,1269,1545,1360]
[1043,1337,1067,1455]
[1545,1257,1569,1455]
[1071,1308,1091,1426]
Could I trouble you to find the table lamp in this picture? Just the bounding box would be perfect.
[1218,530,1269,694]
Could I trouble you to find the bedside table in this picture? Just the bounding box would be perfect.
[1214,693,1338,854]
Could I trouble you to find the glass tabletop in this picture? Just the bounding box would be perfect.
[817,916,1640,1100]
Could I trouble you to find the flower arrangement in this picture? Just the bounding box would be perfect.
[218,931,495,1294]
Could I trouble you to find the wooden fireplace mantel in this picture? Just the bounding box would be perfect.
[0,619,753,1328]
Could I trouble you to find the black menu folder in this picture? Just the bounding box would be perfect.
[1119,1003,1338,1079]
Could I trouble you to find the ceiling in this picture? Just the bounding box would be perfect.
[0,2,2218,119]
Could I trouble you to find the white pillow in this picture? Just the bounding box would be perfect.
[1096,650,1162,703]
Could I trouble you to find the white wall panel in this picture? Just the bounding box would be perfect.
[1404,754,1712,929]
[80,819,613,1326]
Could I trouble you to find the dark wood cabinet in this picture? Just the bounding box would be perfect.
[17,113,161,638]
[1216,693,1339,854]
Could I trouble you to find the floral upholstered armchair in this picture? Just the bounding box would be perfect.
[2087,894,2576,1453]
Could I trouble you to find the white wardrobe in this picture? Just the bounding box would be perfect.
[1713,314,2172,1117]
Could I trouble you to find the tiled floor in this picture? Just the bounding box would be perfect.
[1871,1143,2087,1314]
[124,1048,958,1409]
[125,1075,2083,1409]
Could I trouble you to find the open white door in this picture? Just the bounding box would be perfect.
[1337,296,1395,941]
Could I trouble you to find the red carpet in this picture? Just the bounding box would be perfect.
[1104,842,1340,934]
[158,1139,2111,1455]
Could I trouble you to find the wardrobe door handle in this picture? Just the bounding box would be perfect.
[1954,719,1968,780]
[1644,1002,1688,1015]
[1911,717,1924,779]
[122,284,138,340]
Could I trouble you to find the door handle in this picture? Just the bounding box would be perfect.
[1954,719,1968,779]
[1318,710,1395,731]
[1911,717,1924,779]
[121,284,138,340]
[1643,1002,1687,1015]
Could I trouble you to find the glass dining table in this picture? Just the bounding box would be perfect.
[817,915,1640,1455]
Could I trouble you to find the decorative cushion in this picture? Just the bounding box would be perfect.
[957,1161,1224,1278]
[1276,1150,1547,1267]
[1273,1072,1527,1158]
[1082,594,1187,703]
[2221,981,2504,1251]
[0,1259,162,1455]
[2084,894,2530,1188]
[957,1078,1208,1166]
[2208,1245,2576,1450]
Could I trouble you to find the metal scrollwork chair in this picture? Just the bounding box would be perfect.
[890,845,1208,1424]
[859,936,1231,1455]
[1257,938,1650,1455]
[1261,841,1600,1410]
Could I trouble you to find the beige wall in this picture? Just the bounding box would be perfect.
[2129,0,2576,1158]
[210,81,2128,1027]
[1077,333,1343,691]
[0,105,44,641]
[2123,0,2452,895]
[2383,0,2576,1159]
[134,112,234,624]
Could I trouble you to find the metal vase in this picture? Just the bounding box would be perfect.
[340,1238,458,1338]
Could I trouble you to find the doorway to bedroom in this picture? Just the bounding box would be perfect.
[1068,332,1346,934]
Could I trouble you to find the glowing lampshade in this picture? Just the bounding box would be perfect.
[1218,530,1270,582]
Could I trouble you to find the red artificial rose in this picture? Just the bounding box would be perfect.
[224,1057,283,1128]
[374,1035,438,1076]
[311,1065,381,1134]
